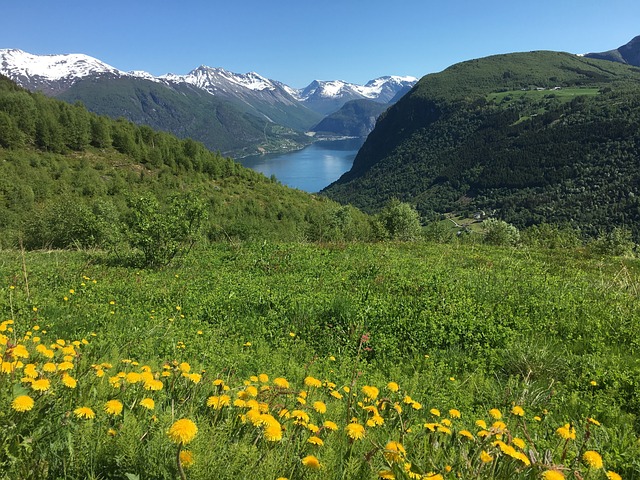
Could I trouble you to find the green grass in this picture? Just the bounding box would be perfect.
[1,242,639,479]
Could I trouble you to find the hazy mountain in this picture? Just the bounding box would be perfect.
[322,51,640,239]
[584,35,640,67]
[310,99,390,137]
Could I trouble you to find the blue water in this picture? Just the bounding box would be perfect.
[237,138,364,193]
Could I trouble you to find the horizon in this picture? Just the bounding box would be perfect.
[2,1,640,88]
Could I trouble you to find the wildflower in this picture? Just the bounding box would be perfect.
[430,408,441,417]
[489,408,502,419]
[104,400,123,416]
[140,398,155,410]
[362,385,379,400]
[179,450,194,468]
[24,364,38,378]
[43,362,57,373]
[323,420,338,431]
[11,344,29,359]
[307,436,324,446]
[587,417,601,426]
[459,430,474,440]
[480,450,493,463]
[74,406,96,419]
[410,401,422,410]
[31,378,51,392]
[449,408,461,418]
[186,373,201,384]
[511,405,525,416]
[125,372,143,384]
[330,390,343,400]
[425,474,444,480]
[62,374,77,389]
[383,441,406,463]
[264,423,283,442]
[606,472,622,480]
[12,395,35,412]
[273,377,290,388]
[107,428,117,436]
[582,450,603,469]
[144,379,164,391]
[556,423,576,440]
[301,455,322,469]
[179,362,190,373]
[379,471,395,479]
[167,418,198,445]
[258,373,269,383]
[207,395,230,409]
[58,361,73,371]
[542,471,565,480]
[313,401,327,414]
[291,410,310,423]
[304,376,322,388]
[345,422,365,440]
[513,437,526,449]
[387,381,399,392]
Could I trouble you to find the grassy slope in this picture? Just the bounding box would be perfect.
[322,52,640,238]
[1,242,639,477]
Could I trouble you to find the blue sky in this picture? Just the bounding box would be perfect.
[2,0,640,88]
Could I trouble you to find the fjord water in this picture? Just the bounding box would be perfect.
[238,138,364,192]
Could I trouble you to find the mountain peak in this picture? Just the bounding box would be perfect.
[584,35,640,67]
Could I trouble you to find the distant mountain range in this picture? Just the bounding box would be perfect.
[584,35,640,66]
[0,49,416,156]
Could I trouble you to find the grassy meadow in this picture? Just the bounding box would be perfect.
[1,241,639,479]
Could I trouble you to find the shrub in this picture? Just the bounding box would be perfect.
[377,198,422,241]
[481,218,520,246]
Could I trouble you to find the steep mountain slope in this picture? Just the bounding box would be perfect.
[296,76,417,115]
[0,74,372,248]
[311,99,389,137]
[585,35,640,66]
[322,51,640,239]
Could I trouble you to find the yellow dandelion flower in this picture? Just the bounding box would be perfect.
[459,430,474,440]
[449,408,461,418]
[167,418,198,445]
[179,450,194,468]
[57,361,74,371]
[307,436,324,446]
[313,401,327,414]
[541,470,565,480]
[480,450,493,463]
[323,420,338,431]
[12,395,35,412]
[304,376,322,388]
[104,399,123,416]
[11,344,29,359]
[107,428,117,437]
[383,441,406,463]
[43,362,57,373]
[24,364,38,378]
[207,395,230,409]
[140,397,155,410]
[587,417,601,426]
[513,437,526,449]
[74,406,95,419]
[606,471,622,480]
[362,385,379,400]
[430,408,441,417]
[582,450,603,469]
[291,410,310,423]
[62,374,77,389]
[441,418,452,427]
[345,422,365,440]
[31,378,51,392]
[387,381,399,392]
[264,423,283,442]
[144,379,164,391]
[511,405,525,416]
[301,455,321,469]
[556,423,576,440]
[378,470,395,479]
[489,408,502,419]
[330,390,343,400]
[425,474,444,480]
[258,373,269,383]
[411,401,422,410]
[273,377,290,389]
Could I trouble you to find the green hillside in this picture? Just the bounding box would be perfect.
[0,75,373,254]
[322,52,640,240]
[311,99,389,137]
[56,76,315,156]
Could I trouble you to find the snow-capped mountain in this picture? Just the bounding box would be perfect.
[294,76,417,115]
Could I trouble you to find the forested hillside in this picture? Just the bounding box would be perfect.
[0,75,373,255]
[322,52,640,240]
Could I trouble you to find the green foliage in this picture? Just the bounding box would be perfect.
[323,52,640,242]
[125,193,207,267]
[482,218,520,246]
[588,227,637,257]
[376,198,422,241]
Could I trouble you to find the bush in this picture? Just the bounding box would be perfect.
[377,198,422,241]
[588,227,636,257]
[481,218,520,246]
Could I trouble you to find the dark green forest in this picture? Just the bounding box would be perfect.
[323,52,640,240]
